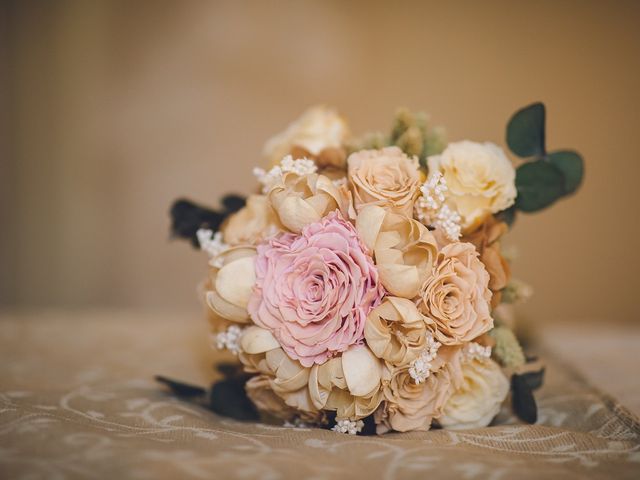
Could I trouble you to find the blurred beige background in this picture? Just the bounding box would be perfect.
[1,0,639,324]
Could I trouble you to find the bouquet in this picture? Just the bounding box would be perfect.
[167,103,583,435]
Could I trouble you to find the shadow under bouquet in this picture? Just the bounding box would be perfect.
[166,103,583,435]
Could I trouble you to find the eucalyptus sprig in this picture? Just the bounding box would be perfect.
[506,102,584,213]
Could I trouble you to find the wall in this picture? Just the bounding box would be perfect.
[2,0,639,324]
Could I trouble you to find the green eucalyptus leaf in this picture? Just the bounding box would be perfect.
[548,150,584,194]
[496,205,517,228]
[507,102,546,158]
[520,367,546,391]
[515,161,566,212]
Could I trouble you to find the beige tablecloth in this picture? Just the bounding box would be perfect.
[1,311,638,479]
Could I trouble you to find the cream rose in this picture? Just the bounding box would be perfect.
[365,297,431,367]
[348,147,421,216]
[203,247,257,323]
[427,141,516,231]
[263,105,349,168]
[308,345,385,420]
[356,205,438,298]
[375,365,453,433]
[268,171,354,234]
[437,357,509,430]
[418,242,493,345]
[222,195,283,246]
[239,326,317,414]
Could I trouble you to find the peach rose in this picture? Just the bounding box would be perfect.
[365,297,432,367]
[417,242,493,345]
[461,216,510,308]
[268,171,354,234]
[348,147,421,216]
[437,357,509,430]
[375,365,453,433]
[356,205,438,298]
[222,195,283,246]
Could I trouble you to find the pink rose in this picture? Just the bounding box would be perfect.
[249,211,384,367]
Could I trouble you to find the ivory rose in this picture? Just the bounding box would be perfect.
[437,357,509,430]
[222,194,283,246]
[417,242,493,345]
[263,105,350,168]
[375,365,453,433]
[308,344,385,420]
[348,146,421,216]
[356,205,438,298]
[365,297,432,366]
[427,141,516,231]
[204,247,257,323]
[248,211,384,367]
[268,171,354,234]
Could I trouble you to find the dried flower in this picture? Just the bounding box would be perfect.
[348,147,421,216]
[427,141,516,232]
[417,242,493,345]
[356,205,438,298]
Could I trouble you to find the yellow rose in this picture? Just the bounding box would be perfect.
[427,141,516,231]
[364,297,432,367]
[356,205,437,298]
[437,357,509,430]
[268,171,354,234]
[222,195,283,246]
[263,106,350,168]
[348,147,421,216]
[308,345,385,420]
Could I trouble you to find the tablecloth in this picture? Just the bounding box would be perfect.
[1,311,638,479]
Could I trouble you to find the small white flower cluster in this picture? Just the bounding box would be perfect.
[213,324,243,355]
[464,342,492,360]
[253,155,318,193]
[196,229,228,268]
[414,172,462,241]
[408,333,441,384]
[331,418,364,435]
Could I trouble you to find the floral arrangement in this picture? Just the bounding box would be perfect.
[166,103,583,435]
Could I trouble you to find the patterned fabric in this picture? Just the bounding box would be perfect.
[1,312,638,479]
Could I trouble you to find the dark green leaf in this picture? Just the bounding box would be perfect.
[548,150,584,194]
[155,375,207,398]
[520,367,545,391]
[210,378,259,421]
[496,205,517,228]
[169,194,246,247]
[515,161,566,212]
[512,374,538,424]
[216,362,244,379]
[507,102,546,158]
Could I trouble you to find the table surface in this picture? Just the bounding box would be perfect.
[1,310,639,480]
